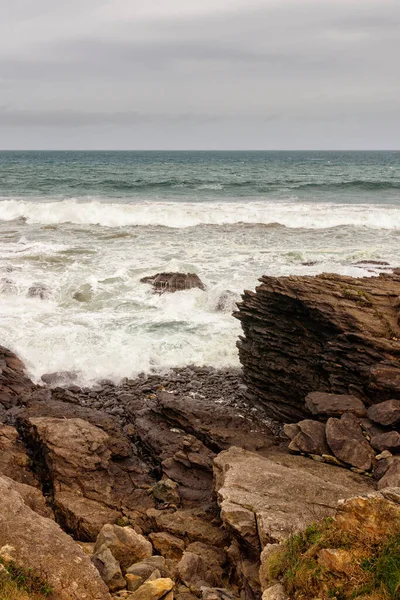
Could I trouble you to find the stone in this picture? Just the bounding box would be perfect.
[126,558,169,580]
[153,510,228,548]
[378,457,400,489]
[55,492,122,541]
[0,424,39,487]
[140,273,205,294]
[149,532,185,560]
[126,573,144,592]
[259,544,281,591]
[177,552,220,591]
[234,272,400,421]
[94,524,153,571]
[325,413,375,471]
[282,423,300,440]
[0,345,35,409]
[152,479,180,505]
[41,370,78,386]
[262,584,288,600]
[380,487,400,504]
[0,474,110,600]
[371,430,400,452]
[214,446,373,549]
[201,588,239,600]
[287,419,330,455]
[92,546,126,592]
[27,283,50,300]
[305,392,366,418]
[126,578,174,600]
[336,495,400,540]
[367,399,400,427]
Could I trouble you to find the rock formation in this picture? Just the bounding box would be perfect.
[234,271,400,421]
[140,272,205,293]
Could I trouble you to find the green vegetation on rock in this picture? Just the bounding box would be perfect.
[0,558,52,600]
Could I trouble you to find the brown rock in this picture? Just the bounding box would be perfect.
[140,272,205,294]
[0,474,110,600]
[94,524,153,571]
[336,495,400,540]
[149,532,185,560]
[92,546,126,592]
[305,392,366,418]
[288,420,330,455]
[177,552,219,591]
[128,578,174,600]
[0,424,39,487]
[152,479,180,506]
[0,345,35,409]
[367,399,400,427]
[234,272,400,421]
[55,492,122,541]
[126,573,144,592]
[371,430,400,452]
[154,510,228,548]
[325,413,375,471]
[262,585,288,600]
[378,457,400,489]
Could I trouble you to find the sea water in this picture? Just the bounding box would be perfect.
[0,150,399,384]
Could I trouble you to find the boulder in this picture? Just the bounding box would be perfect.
[127,578,174,600]
[0,474,110,600]
[92,546,126,592]
[177,551,220,591]
[262,584,288,600]
[140,272,205,294]
[325,413,375,471]
[378,457,400,489]
[41,371,79,386]
[94,524,152,571]
[152,509,228,548]
[371,430,400,452]
[234,272,400,421]
[149,532,185,560]
[214,446,373,549]
[305,392,366,418]
[55,492,122,540]
[368,399,400,427]
[287,420,330,455]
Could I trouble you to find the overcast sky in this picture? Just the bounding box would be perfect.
[1,0,399,149]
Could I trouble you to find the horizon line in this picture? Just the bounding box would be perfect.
[0,148,400,152]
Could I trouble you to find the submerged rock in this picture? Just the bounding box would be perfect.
[140,272,205,293]
[27,283,51,300]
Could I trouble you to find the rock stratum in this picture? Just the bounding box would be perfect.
[234,271,400,421]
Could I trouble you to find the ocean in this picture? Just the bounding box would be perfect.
[0,150,399,385]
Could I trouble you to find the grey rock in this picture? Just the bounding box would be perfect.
[92,546,126,592]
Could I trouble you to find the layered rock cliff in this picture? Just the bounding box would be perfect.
[234,271,400,421]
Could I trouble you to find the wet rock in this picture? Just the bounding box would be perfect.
[140,272,205,294]
[305,392,366,419]
[367,400,400,427]
[287,419,330,455]
[27,283,50,300]
[215,290,240,313]
[41,370,79,386]
[73,283,94,302]
[234,272,400,421]
[325,413,375,471]
[0,474,110,600]
[371,430,400,452]
[0,345,35,409]
[0,277,17,294]
[94,524,153,571]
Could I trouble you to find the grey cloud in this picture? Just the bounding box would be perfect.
[0,0,399,148]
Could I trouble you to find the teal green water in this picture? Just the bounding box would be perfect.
[0,151,399,384]
[1,150,400,203]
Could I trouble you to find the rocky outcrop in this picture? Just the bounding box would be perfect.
[140,272,205,293]
[0,345,35,409]
[234,272,400,421]
[0,474,110,600]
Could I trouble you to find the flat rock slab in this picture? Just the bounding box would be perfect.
[368,400,400,427]
[306,392,366,419]
[213,446,373,549]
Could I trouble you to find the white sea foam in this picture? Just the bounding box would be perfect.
[0,198,399,229]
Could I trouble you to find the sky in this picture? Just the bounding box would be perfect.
[1,0,399,150]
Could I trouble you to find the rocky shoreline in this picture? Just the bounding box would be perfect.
[1,270,400,600]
